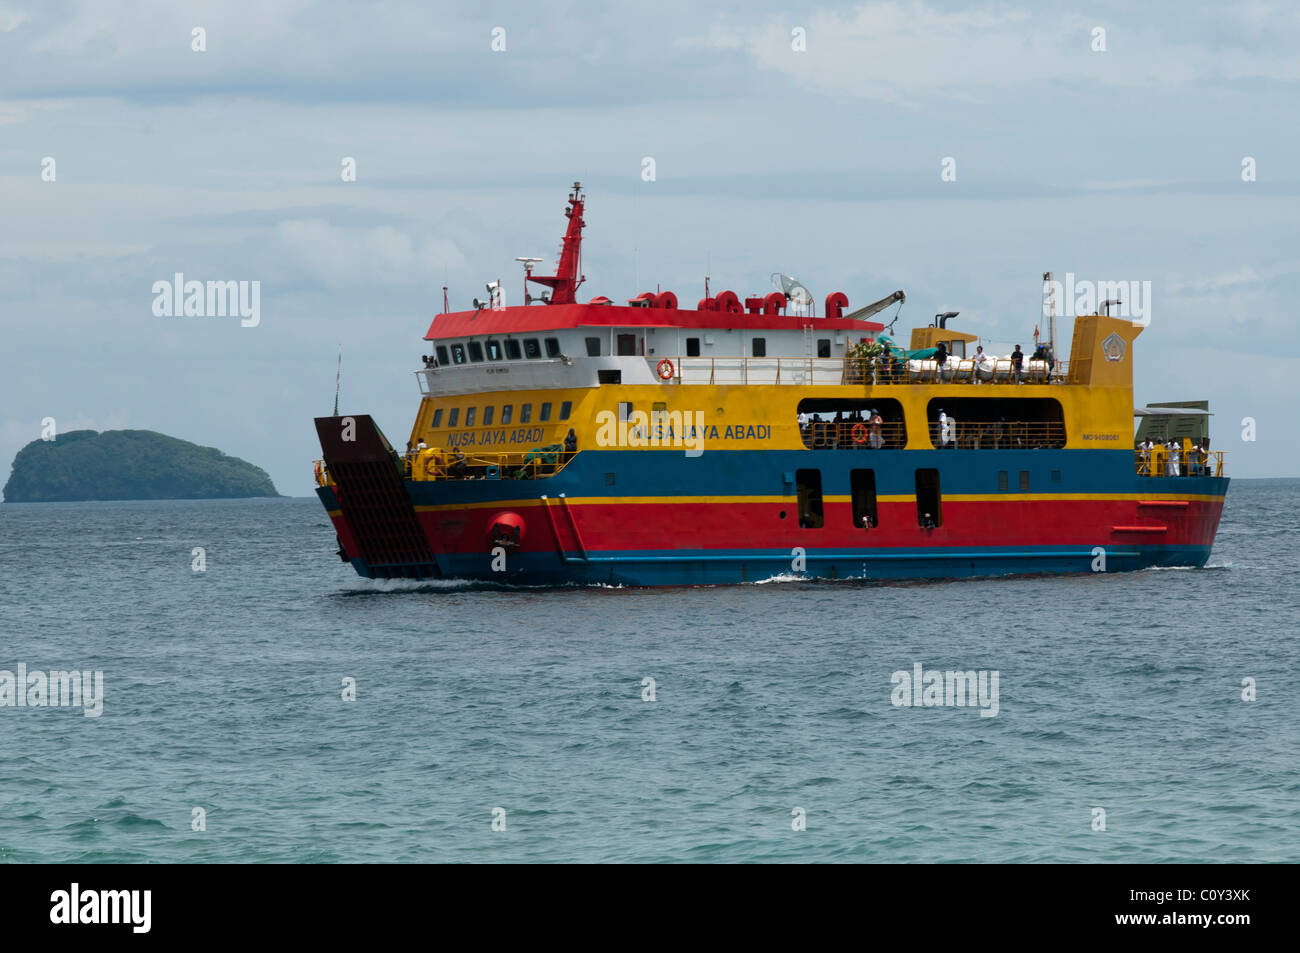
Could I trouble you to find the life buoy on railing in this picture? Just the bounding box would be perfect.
[851,422,869,445]
[314,460,324,484]
[656,358,675,380]
[422,453,443,479]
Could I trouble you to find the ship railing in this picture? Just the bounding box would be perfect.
[1135,448,1226,477]
[652,355,1071,386]
[928,420,1067,450]
[800,420,907,450]
[408,448,576,482]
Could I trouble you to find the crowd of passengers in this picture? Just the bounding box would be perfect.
[799,409,890,449]
[1137,437,1215,476]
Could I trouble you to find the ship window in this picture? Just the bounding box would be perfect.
[451,343,466,365]
[924,397,1065,449]
[431,409,444,428]
[520,404,532,423]
[598,369,622,384]
[752,337,766,357]
[1051,469,1062,483]
[483,406,494,426]
[617,334,637,356]
[545,337,561,358]
[850,469,878,529]
[997,470,1008,491]
[539,402,552,422]
[915,469,942,527]
[795,398,906,450]
[448,408,460,428]
[817,339,831,358]
[1019,470,1030,491]
[523,338,542,359]
[944,340,967,359]
[585,337,601,357]
[559,401,572,420]
[618,401,632,422]
[796,469,824,529]
[686,337,701,357]
[485,339,502,361]
[501,405,513,425]
[505,339,522,360]
[465,407,476,426]
[468,341,484,362]
[435,345,449,365]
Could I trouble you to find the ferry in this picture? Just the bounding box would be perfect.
[312,182,1228,586]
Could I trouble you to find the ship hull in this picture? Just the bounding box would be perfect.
[316,435,1227,587]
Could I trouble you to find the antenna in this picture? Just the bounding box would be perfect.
[772,273,813,315]
[332,344,342,416]
[515,257,542,304]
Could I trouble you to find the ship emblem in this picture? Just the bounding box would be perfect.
[1101,331,1126,362]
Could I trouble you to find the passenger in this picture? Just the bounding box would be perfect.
[935,341,948,368]
[1011,345,1024,383]
[404,441,415,477]
[564,427,578,462]
[1138,438,1153,475]
[1165,439,1179,477]
[869,409,884,450]
[1200,437,1213,475]
[972,345,989,384]
[416,438,429,451]
[832,411,844,449]
[449,448,467,479]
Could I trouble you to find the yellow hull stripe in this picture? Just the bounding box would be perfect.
[410,491,1224,513]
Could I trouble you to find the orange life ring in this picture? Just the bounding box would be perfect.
[851,422,869,445]
[656,358,675,380]
[422,453,443,479]
[313,460,323,483]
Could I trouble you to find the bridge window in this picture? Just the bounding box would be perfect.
[686,337,701,357]
[468,341,484,362]
[465,407,476,427]
[817,339,831,358]
[451,343,466,365]
[485,339,502,360]
[915,469,942,528]
[545,337,561,358]
[539,402,552,422]
[431,409,444,428]
[850,469,878,529]
[501,405,513,425]
[796,398,906,450]
[447,408,460,428]
[520,404,532,424]
[505,339,522,360]
[524,338,542,359]
[796,469,823,529]
[585,336,601,357]
[752,337,767,357]
[559,401,572,420]
[924,397,1065,449]
[435,345,449,365]
[483,406,494,426]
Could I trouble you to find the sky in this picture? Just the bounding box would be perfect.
[2,0,1298,496]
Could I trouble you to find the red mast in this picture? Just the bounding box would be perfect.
[527,182,585,305]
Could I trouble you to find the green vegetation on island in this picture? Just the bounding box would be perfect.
[3,430,280,502]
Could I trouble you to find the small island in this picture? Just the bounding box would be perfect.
[3,430,280,502]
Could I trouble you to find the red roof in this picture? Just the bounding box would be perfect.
[424,303,885,340]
